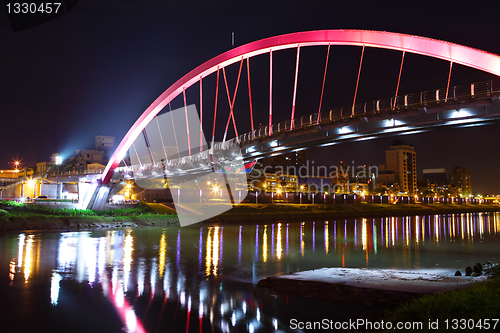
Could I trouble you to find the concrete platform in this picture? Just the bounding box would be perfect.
[270,267,486,294]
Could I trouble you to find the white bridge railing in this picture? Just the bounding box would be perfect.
[236,79,500,145]
[115,79,500,179]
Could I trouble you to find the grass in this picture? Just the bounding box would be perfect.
[382,266,500,332]
[146,203,176,214]
[0,200,154,217]
[2,201,498,219]
[0,200,180,230]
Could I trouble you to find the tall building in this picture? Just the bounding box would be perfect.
[385,140,417,194]
[422,168,447,185]
[95,135,115,161]
[449,166,472,197]
[65,149,106,175]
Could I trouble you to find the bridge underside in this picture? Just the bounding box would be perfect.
[110,92,500,184]
[241,96,500,161]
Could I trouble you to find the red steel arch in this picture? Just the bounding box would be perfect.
[102,29,500,184]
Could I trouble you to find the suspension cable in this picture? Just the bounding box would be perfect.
[291,46,301,129]
[212,67,220,149]
[393,51,405,110]
[352,45,365,116]
[247,58,254,132]
[318,44,331,116]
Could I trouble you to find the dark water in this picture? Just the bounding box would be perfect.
[0,212,499,332]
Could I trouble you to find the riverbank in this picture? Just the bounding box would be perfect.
[0,201,179,231]
[0,214,179,231]
[1,202,500,232]
[201,203,500,224]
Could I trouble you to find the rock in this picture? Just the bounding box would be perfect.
[454,270,462,276]
[471,272,481,277]
[486,261,493,266]
[258,279,269,287]
[475,263,483,272]
[473,265,481,275]
[465,266,473,276]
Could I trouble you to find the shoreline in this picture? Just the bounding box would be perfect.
[200,203,500,225]
[0,214,179,232]
[1,203,500,232]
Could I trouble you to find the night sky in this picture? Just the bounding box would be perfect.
[2,1,500,193]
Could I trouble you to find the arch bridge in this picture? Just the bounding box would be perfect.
[85,30,500,217]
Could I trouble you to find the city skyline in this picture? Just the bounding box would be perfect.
[2,1,500,194]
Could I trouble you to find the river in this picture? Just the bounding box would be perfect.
[0,212,499,332]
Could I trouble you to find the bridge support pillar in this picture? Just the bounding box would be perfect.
[84,185,108,210]
[83,182,123,210]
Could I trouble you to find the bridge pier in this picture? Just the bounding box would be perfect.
[81,182,123,210]
[86,185,110,210]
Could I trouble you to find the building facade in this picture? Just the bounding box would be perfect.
[449,166,472,197]
[36,161,54,177]
[95,135,115,161]
[0,170,19,187]
[422,168,447,185]
[385,140,417,194]
[331,161,374,194]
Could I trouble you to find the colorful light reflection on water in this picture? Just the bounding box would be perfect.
[2,212,500,332]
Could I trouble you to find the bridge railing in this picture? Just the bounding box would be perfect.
[115,80,500,177]
[239,79,500,146]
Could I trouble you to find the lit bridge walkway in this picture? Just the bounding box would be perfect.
[114,79,500,180]
[240,79,500,160]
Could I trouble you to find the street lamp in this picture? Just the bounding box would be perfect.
[13,160,20,174]
[55,155,63,200]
